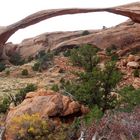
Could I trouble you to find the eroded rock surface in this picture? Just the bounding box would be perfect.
[6,89,88,125]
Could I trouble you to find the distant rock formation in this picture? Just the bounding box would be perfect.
[0,2,140,60]
[5,20,140,59]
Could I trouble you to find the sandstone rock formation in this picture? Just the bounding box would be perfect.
[0,2,140,59]
[4,20,140,59]
[6,89,88,125]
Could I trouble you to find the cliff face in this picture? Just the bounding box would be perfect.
[0,2,140,59]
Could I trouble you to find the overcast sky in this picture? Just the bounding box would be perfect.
[0,0,137,43]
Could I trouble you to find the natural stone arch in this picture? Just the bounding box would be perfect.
[0,2,140,60]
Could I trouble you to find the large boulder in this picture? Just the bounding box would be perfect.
[6,89,88,125]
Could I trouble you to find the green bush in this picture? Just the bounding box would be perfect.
[21,69,29,76]
[70,44,100,72]
[133,69,139,77]
[111,53,119,61]
[32,52,54,71]
[119,85,140,112]
[82,30,90,36]
[83,106,103,125]
[15,84,37,105]
[61,61,122,113]
[51,84,59,92]
[10,52,25,66]
[63,49,71,57]
[0,97,10,113]
[32,62,41,71]
[35,50,46,59]
[0,62,6,72]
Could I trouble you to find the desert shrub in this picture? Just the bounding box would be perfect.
[0,97,11,113]
[133,69,139,77]
[63,49,71,57]
[35,50,46,59]
[8,113,80,140]
[51,84,59,92]
[62,61,122,113]
[0,62,6,72]
[21,69,28,76]
[70,44,100,72]
[83,106,103,125]
[5,69,10,76]
[39,52,54,69]
[8,113,54,140]
[32,52,54,71]
[0,84,37,112]
[119,85,140,112]
[14,84,37,105]
[32,62,41,71]
[10,52,25,65]
[82,30,90,36]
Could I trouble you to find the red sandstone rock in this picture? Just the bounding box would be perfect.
[6,89,88,125]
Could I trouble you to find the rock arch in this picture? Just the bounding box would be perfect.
[0,2,140,59]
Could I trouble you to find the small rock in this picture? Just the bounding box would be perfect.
[127,61,140,69]
[127,54,135,62]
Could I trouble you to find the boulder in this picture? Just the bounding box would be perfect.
[127,61,140,69]
[6,89,89,125]
[127,54,135,62]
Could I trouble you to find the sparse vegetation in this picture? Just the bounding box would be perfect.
[32,51,54,71]
[21,69,29,76]
[63,49,71,57]
[0,83,37,113]
[0,97,10,113]
[32,62,41,71]
[10,52,25,65]
[14,84,37,105]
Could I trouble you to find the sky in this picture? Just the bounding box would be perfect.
[0,0,138,43]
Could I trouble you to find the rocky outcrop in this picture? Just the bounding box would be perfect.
[6,89,88,126]
[0,2,140,59]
